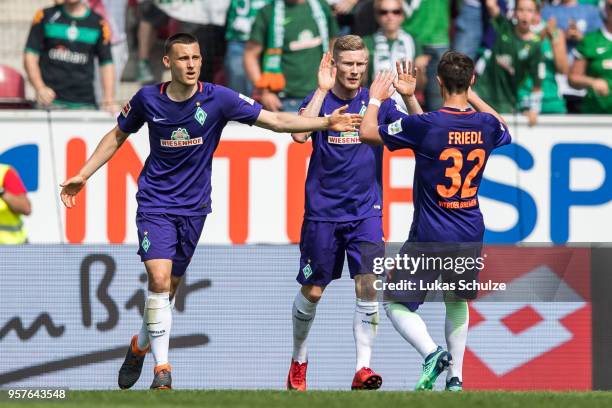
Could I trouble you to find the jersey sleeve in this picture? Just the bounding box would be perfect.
[219,86,263,125]
[573,37,588,60]
[378,99,406,123]
[298,90,317,115]
[117,90,146,134]
[95,18,113,65]
[378,113,429,151]
[3,167,27,195]
[486,113,512,148]
[24,9,46,54]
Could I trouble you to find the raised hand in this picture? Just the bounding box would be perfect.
[318,52,336,92]
[544,16,557,39]
[369,70,395,101]
[60,174,87,208]
[393,59,418,97]
[329,105,362,132]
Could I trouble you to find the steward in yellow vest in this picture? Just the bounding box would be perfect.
[0,164,31,244]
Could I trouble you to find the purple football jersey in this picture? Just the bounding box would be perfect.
[378,107,512,242]
[117,81,262,215]
[300,88,404,221]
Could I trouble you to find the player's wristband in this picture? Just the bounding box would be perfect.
[369,98,381,107]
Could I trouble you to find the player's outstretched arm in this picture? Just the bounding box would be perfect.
[60,125,130,208]
[467,87,508,127]
[360,71,395,145]
[255,106,361,134]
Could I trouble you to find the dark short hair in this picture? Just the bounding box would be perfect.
[164,32,198,55]
[437,51,474,94]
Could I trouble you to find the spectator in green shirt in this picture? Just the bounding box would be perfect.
[519,16,570,115]
[569,0,612,113]
[474,0,544,125]
[401,0,450,111]
[244,0,339,112]
[363,0,426,108]
[225,0,272,95]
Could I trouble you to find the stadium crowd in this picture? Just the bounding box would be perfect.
[8,0,612,117]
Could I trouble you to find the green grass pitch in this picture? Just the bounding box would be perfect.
[3,390,612,408]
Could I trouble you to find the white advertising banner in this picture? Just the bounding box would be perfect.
[0,245,592,390]
[0,111,610,244]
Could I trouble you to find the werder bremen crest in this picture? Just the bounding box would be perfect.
[195,106,207,126]
[359,104,367,117]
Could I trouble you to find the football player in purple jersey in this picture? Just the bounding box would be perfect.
[361,51,511,391]
[59,32,361,390]
[286,35,419,391]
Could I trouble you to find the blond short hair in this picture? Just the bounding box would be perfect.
[332,35,366,59]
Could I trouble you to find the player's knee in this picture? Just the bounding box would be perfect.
[301,285,324,303]
[148,273,171,292]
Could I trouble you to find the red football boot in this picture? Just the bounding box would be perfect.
[351,367,382,390]
[286,359,308,391]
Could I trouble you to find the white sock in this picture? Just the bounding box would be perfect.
[146,291,172,366]
[292,291,318,363]
[384,302,437,358]
[354,299,379,371]
[137,317,149,350]
[444,293,469,381]
[139,293,175,351]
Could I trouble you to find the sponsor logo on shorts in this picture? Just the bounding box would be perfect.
[302,264,313,280]
[141,234,151,253]
[328,132,361,144]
